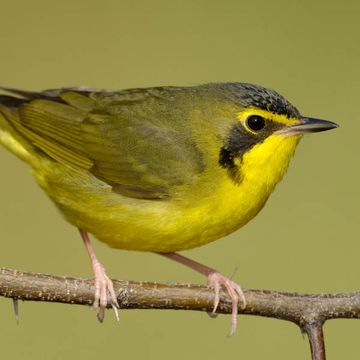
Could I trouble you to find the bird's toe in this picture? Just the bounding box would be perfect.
[207,271,246,336]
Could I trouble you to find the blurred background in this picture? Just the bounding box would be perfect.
[0,0,359,359]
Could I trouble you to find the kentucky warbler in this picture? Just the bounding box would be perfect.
[0,83,338,334]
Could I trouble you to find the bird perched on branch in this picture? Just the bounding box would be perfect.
[0,83,337,335]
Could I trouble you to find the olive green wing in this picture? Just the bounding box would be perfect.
[0,87,204,199]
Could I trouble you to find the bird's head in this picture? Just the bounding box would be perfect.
[210,83,338,184]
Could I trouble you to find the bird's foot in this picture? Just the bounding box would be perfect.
[159,252,247,336]
[92,261,119,322]
[79,229,120,322]
[207,271,246,336]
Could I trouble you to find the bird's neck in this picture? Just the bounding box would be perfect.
[190,134,301,240]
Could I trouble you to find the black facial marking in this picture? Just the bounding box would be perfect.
[219,124,259,169]
[219,120,283,171]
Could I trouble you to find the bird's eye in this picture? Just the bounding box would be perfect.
[246,115,266,132]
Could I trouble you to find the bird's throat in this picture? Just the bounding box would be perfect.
[236,134,301,193]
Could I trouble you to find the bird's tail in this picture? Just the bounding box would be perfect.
[0,89,35,164]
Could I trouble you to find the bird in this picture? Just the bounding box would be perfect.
[0,82,338,335]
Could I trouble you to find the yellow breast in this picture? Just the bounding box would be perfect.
[32,133,300,253]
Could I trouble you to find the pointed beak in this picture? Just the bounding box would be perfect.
[277,117,339,136]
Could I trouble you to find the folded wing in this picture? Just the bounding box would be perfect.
[0,87,204,199]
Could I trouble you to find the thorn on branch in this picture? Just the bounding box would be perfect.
[12,298,19,324]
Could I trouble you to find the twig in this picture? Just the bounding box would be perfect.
[1,267,359,359]
[304,322,326,360]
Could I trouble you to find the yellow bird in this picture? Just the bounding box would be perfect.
[0,83,337,334]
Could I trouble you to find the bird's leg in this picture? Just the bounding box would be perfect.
[159,252,246,336]
[79,229,119,322]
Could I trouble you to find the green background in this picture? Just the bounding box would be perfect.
[0,0,359,359]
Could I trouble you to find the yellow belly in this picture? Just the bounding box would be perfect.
[31,134,300,252]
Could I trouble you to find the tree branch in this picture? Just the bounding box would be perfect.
[1,267,359,359]
[304,322,326,360]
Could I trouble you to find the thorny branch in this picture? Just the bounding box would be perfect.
[1,268,359,360]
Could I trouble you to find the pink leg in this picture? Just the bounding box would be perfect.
[160,252,246,336]
[79,229,119,322]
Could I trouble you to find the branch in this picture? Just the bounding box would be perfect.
[304,322,326,360]
[1,268,359,359]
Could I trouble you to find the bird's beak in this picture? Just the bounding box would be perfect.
[277,117,339,136]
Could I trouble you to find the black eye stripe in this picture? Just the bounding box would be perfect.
[246,115,266,131]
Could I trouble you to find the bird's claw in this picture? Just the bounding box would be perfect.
[92,262,119,322]
[207,271,246,336]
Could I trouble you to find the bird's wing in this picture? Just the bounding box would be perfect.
[0,87,204,199]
